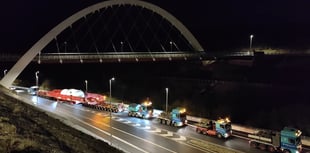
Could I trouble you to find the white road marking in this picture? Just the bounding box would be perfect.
[160,131,173,137]
[62,110,177,153]
[148,128,161,133]
[141,126,151,130]
[171,136,187,141]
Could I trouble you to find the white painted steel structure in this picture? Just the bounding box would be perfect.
[0,0,203,89]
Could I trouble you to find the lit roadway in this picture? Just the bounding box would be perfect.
[15,93,273,153]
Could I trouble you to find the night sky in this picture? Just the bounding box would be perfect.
[1,0,310,53]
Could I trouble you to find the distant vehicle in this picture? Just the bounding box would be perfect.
[28,86,39,95]
[248,127,302,153]
[128,99,153,119]
[157,107,186,127]
[195,118,232,139]
[38,88,105,104]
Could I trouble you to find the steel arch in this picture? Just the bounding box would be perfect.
[0,0,204,88]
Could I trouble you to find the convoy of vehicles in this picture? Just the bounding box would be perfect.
[157,107,187,127]
[248,127,302,153]
[31,86,304,152]
[128,99,153,119]
[195,118,232,139]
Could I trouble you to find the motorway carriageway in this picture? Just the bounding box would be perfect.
[6,90,310,153]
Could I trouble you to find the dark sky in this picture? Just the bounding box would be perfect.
[1,0,310,53]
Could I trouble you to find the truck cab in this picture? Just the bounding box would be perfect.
[157,107,186,127]
[196,118,232,139]
[170,107,187,126]
[128,100,153,119]
[280,127,302,153]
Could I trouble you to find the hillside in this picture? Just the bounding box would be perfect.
[0,87,123,153]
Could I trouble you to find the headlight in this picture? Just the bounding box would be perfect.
[224,133,228,138]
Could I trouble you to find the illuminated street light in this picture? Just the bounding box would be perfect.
[165,88,169,114]
[85,80,88,93]
[109,77,115,145]
[249,34,254,51]
[64,41,67,53]
[120,41,124,52]
[3,69,7,77]
[35,71,39,104]
[169,41,173,51]
[35,71,39,89]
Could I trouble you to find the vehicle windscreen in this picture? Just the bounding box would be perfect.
[225,123,232,130]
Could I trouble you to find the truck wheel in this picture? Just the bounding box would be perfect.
[283,150,290,153]
[258,144,266,150]
[267,146,275,152]
[196,128,201,133]
[202,131,207,135]
[166,120,171,126]
[249,141,257,148]
[217,133,222,138]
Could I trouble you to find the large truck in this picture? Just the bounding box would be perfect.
[248,127,302,153]
[195,118,232,139]
[128,100,153,119]
[157,107,186,127]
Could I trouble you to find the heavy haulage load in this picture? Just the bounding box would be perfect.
[38,88,123,112]
[38,88,104,104]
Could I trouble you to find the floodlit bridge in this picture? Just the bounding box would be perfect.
[0,0,303,88]
[0,0,206,88]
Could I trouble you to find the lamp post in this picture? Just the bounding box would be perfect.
[35,71,39,104]
[109,77,115,145]
[35,71,39,89]
[3,69,7,77]
[84,80,88,93]
[169,41,173,51]
[249,34,254,51]
[64,41,67,53]
[165,88,168,114]
[120,41,124,52]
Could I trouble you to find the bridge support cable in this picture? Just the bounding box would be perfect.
[54,37,63,64]
[132,7,153,59]
[114,5,142,62]
[83,14,104,63]
[69,25,83,63]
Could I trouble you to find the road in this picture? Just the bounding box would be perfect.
[11,92,273,153]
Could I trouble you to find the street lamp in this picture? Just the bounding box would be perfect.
[169,41,173,51]
[35,71,39,89]
[165,88,169,114]
[64,41,67,52]
[3,69,7,77]
[249,34,254,51]
[84,80,88,93]
[109,77,115,145]
[35,71,39,104]
[120,41,124,52]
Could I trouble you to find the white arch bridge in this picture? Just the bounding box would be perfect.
[0,0,205,88]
